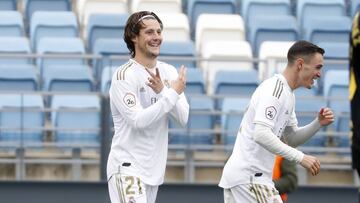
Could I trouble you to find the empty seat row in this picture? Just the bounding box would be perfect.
[0,93,101,147]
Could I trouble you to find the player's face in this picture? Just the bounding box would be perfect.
[299,53,323,89]
[134,19,162,59]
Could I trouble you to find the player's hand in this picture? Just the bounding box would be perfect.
[318,107,335,126]
[145,67,164,94]
[171,65,187,95]
[300,154,321,176]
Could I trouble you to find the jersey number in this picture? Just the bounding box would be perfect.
[125,176,142,195]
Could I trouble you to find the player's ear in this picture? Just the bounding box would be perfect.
[295,58,304,70]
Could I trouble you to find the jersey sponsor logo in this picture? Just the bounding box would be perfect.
[265,106,277,120]
[123,93,136,108]
[272,79,284,99]
[151,97,157,104]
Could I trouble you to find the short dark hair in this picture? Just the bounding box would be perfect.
[287,40,325,64]
[123,11,163,58]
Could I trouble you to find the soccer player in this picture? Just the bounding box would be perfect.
[219,40,334,203]
[350,11,360,181]
[106,11,189,203]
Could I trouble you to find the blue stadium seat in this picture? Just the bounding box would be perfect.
[25,0,71,21]
[352,0,360,16]
[160,40,196,68]
[169,96,214,145]
[187,0,237,37]
[241,0,291,26]
[185,68,206,95]
[323,70,350,147]
[0,94,44,147]
[30,11,78,51]
[317,42,349,94]
[0,11,24,36]
[221,97,250,146]
[42,65,94,92]
[51,94,101,146]
[214,69,259,110]
[0,0,17,10]
[248,15,299,56]
[87,13,128,52]
[297,0,346,29]
[101,66,117,94]
[93,38,129,80]
[303,16,351,44]
[0,65,38,91]
[0,37,32,65]
[36,37,85,78]
[295,97,327,147]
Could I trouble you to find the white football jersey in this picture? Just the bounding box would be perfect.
[107,59,189,186]
[219,74,298,188]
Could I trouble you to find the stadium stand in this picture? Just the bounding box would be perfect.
[0,37,32,65]
[169,96,214,145]
[157,13,191,42]
[0,11,24,36]
[0,93,44,147]
[241,0,291,28]
[30,11,78,51]
[0,0,356,190]
[42,65,94,92]
[257,41,293,81]
[195,13,245,52]
[86,13,127,52]
[92,38,129,80]
[160,40,196,68]
[303,16,351,44]
[200,40,253,94]
[0,65,38,91]
[184,68,206,95]
[214,69,258,110]
[0,0,17,10]
[24,0,71,23]
[221,97,250,146]
[324,70,350,148]
[297,0,347,31]
[76,0,128,28]
[101,66,117,93]
[36,37,86,79]
[131,0,182,13]
[247,15,299,56]
[187,0,237,37]
[51,94,101,146]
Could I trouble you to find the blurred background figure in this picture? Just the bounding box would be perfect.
[273,155,298,203]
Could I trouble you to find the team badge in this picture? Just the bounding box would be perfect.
[123,93,136,108]
[265,106,277,120]
[164,79,170,88]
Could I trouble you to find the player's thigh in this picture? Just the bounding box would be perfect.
[224,188,236,203]
[108,174,147,203]
[145,185,158,203]
[231,184,283,203]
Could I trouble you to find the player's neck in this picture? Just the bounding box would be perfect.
[282,67,298,90]
[133,54,157,69]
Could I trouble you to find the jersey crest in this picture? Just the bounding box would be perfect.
[123,93,136,108]
[265,106,277,120]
